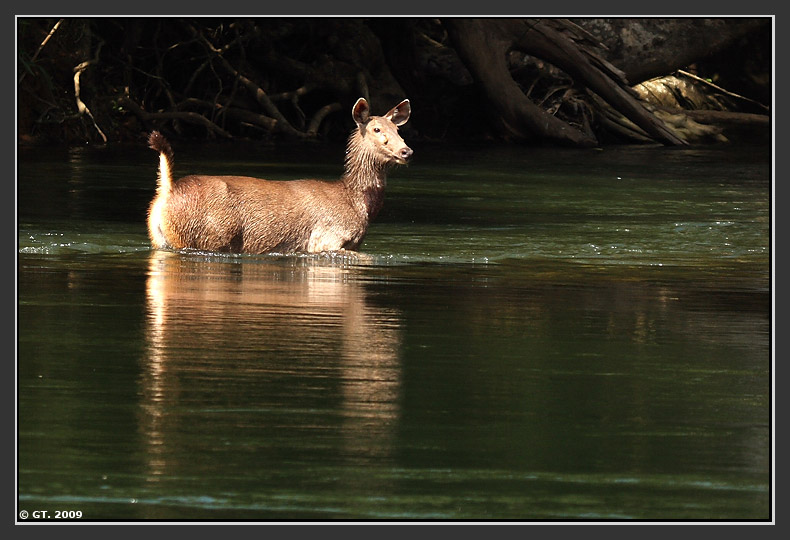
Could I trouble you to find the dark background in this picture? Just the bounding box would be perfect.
[16,17,772,147]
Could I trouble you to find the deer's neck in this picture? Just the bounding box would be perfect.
[341,130,389,219]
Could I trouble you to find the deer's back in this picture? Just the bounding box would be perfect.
[157,175,366,253]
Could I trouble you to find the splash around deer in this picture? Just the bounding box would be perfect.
[147,97,412,254]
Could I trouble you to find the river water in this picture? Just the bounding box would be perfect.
[16,138,772,521]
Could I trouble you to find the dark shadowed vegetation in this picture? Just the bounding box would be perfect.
[17,17,771,147]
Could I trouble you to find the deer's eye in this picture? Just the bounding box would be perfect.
[373,127,381,133]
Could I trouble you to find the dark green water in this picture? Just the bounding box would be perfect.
[17,139,772,521]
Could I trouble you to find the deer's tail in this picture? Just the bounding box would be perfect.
[148,131,175,195]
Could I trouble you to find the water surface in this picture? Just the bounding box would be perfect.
[17,139,772,521]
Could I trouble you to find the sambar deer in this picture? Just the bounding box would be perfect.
[147,97,412,254]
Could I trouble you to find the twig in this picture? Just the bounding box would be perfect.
[676,69,769,112]
[538,84,571,108]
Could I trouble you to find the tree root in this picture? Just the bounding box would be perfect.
[445,18,689,147]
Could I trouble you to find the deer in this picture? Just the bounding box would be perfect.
[146,97,412,254]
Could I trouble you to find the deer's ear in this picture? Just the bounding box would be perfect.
[384,99,410,126]
[352,98,370,126]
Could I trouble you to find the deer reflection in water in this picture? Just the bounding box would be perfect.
[140,250,403,487]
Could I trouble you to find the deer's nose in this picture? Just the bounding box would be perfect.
[400,147,413,161]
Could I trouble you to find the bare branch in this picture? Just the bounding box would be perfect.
[192,26,309,139]
[119,95,233,138]
[179,98,278,131]
[73,37,107,143]
[19,18,64,84]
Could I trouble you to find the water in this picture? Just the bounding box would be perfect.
[16,139,772,521]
